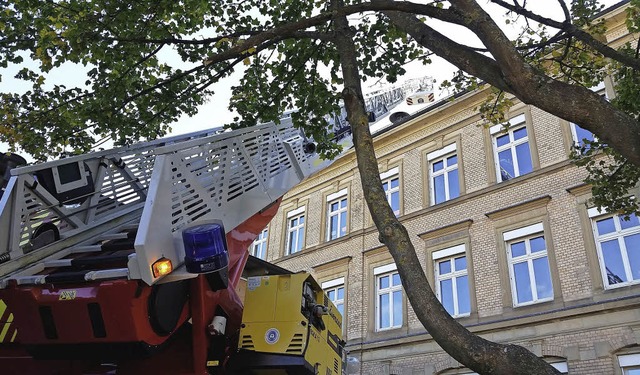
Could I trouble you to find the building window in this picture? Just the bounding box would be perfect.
[427,143,460,205]
[374,264,403,331]
[250,227,268,260]
[433,244,470,317]
[381,167,400,216]
[504,223,553,306]
[322,277,345,328]
[589,208,640,289]
[286,207,306,255]
[327,189,348,241]
[619,353,640,374]
[570,83,606,150]
[550,361,568,374]
[570,122,595,149]
[490,114,533,182]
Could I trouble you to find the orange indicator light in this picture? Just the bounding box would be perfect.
[152,258,173,278]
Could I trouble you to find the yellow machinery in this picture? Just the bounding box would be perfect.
[230,272,345,375]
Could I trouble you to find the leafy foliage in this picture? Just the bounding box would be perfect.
[3,0,640,372]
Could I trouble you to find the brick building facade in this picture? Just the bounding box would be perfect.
[250,3,640,374]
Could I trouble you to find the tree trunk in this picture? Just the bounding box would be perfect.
[331,3,560,374]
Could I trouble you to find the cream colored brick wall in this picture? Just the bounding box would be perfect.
[530,107,567,167]
[461,119,490,194]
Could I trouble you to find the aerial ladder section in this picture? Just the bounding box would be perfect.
[0,118,344,374]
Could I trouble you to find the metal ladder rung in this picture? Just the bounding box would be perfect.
[120,222,140,231]
[43,259,73,268]
[44,252,131,269]
[98,233,130,241]
[11,267,129,285]
[85,268,128,281]
[71,245,103,253]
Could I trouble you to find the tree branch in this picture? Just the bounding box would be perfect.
[490,0,640,71]
[336,2,560,374]
[381,10,512,92]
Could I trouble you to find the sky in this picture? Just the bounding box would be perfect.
[0,0,624,158]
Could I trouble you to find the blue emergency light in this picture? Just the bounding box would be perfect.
[182,223,229,274]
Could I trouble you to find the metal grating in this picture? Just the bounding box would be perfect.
[0,128,222,279]
[240,335,255,349]
[286,333,305,354]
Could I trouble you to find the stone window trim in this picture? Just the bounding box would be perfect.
[374,263,404,332]
[484,107,540,185]
[490,114,535,182]
[618,353,640,374]
[418,219,473,241]
[490,202,562,310]
[324,187,350,242]
[322,277,346,331]
[568,186,640,294]
[588,207,640,290]
[250,227,269,260]
[434,244,472,318]
[314,257,351,337]
[364,162,404,226]
[422,136,466,209]
[380,166,401,217]
[421,224,477,321]
[285,206,306,255]
[427,143,461,206]
[364,248,409,338]
[504,223,555,307]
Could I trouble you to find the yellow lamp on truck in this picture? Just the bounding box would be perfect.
[152,258,173,278]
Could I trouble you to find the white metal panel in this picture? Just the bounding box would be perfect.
[503,222,544,241]
[619,353,640,367]
[287,206,306,218]
[490,114,526,135]
[133,121,331,285]
[379,167,399,180]
[427,143,456,161]
[432,244,466,260]
[327,188,348,202]
[588,206,606,218]
[322,277,345,289]
[374,263,397,275]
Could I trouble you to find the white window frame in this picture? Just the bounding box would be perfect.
[504,223,554,307]
[326,189,348,241]
[381,167,400,216]
[250,227,268,260]
[434,244,470,318]
[589,208,640,289]
[286,207,306,255]
[374,263,403,331]
[322,277,345,329]
[427,143,459,205]
[490,114,533,182]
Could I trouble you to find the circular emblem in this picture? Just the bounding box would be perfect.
[265,328,280,344]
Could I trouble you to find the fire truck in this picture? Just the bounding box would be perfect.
[0,118,345,374]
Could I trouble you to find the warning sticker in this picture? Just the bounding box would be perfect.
[247,277,261,291]
[59,290,77,301]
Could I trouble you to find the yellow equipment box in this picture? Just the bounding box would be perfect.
[230,272,345,375]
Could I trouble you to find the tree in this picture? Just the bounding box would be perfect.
[1,0,639,373]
